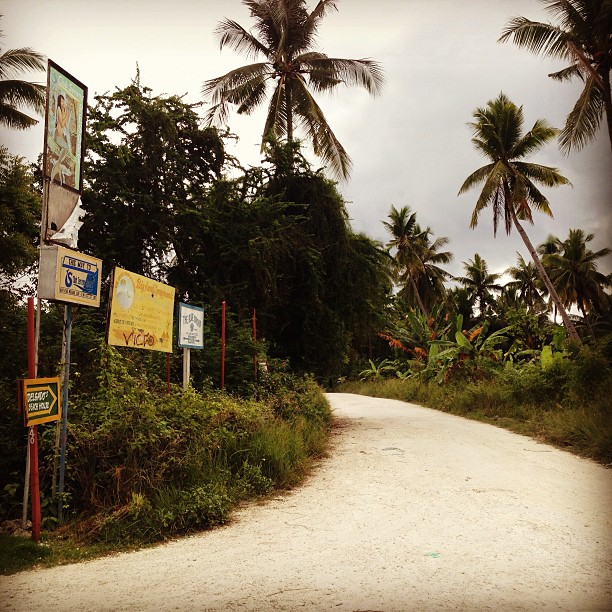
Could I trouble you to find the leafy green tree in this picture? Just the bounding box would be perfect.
[0,147,40,294]
[170,141,391,378]
[543,228,611,336]
[203,0,384,179]
[0,19,45,130]
[458,92,580,342]
[499,0,612,152]
[455,253,502,318]
[81,77,226,277]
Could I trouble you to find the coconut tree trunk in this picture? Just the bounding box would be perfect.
[603,71,612,151]
[510,207,581,343]
[580,303,595,338]
[409,273,429,318]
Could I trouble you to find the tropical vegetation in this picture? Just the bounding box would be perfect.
[0,0,610,573]
[202,0,384,179]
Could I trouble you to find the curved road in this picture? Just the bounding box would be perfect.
[1,393,611,611]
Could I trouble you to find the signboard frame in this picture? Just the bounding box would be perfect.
[107,267,176,354]
[177,303,205,349]
[22,377,61,427]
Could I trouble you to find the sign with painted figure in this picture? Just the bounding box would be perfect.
[107,267,175,353]
[44,61,87,192]
[38,245,102,307]
[42,61,87,242]
[22,378,61,427]
[178,303,205,349]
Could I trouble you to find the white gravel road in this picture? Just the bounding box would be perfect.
[1,393,611,611]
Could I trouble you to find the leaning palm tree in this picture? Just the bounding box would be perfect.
[544,228,611,336]
[0,19,46,129]
[202,0,384,180]
[455,253,503,318]
[499,0,612,152]
[458,92,580,342]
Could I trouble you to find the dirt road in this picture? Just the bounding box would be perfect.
[1,393,610,611]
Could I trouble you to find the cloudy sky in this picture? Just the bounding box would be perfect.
[2,0,611,280]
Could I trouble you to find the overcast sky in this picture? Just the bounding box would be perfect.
[2,0,610,280]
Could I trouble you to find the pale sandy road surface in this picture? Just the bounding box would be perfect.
[1,393,611,611]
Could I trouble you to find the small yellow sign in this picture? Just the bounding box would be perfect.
[107,267,175,353]
[23,377,61,426]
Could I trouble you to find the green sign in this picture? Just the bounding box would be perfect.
[23,378,61,426]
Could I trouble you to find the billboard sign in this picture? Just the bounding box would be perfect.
[42,61,87,242]
[22,378,61,427]
[107,267,175,353]
[177,303,205,349]
[38,245,101,307]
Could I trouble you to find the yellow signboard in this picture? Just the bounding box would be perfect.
[22,377,61,427]
[107,267,175,353]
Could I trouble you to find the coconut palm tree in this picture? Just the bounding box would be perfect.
[458,92,580,342]
[202,0,384,180]
[499,0,612,152]
[0,19,46,129]
[505,253,546,310]
[412,226,453,312]
[455,253,503,318]
[383,205,429,316]
[543,228,611,335]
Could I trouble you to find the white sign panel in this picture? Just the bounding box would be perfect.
[178,303,205,349]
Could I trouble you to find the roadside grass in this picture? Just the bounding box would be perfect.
[1,349,332,576]
[337,358,612,466]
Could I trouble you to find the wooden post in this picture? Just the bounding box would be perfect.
[27,297,41,541]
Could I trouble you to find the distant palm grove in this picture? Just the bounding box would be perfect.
[0,0,610,540]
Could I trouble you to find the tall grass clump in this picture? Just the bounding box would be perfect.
[27,344,331,544]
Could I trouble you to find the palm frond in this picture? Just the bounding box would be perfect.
[510,118,559,158]
[301,56,384,95]
[0,79,45,113]
[548,64,582,82]
[498,17,571,61]
[558,75,604,153]
[0,47,46,79]
[0,102,39,129]
[290,75,351,179]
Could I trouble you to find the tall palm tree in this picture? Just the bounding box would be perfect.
[458,92,580,342]
[505,253,547,310]
[544,228,611,335]
[202,0,384,180]
[383,205,429,316]
[0,19,46,129]
[499,0,612,152]
[413,226,453,312]
[455,253,503,318]
[383,205,452,316]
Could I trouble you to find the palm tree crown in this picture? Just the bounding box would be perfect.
[203,0,384,180]
[456,253,503,317]
[458,92,580,342]
[499,0,612,152]
[0,19,46,130]
[544,229,611,320]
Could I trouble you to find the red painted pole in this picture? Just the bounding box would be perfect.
[27,297,41,542]
[221,301,226,390]
[253,308,257,376]
[167,353,171,395]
